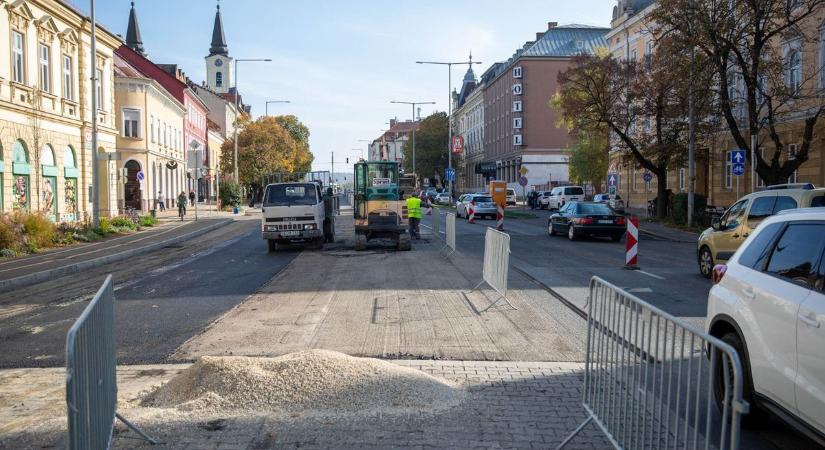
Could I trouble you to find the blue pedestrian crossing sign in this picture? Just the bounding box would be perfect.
[445,168,455,182]
[730,150,746,164]
[732,164,746,176]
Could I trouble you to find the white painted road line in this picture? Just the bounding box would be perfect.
[636,270,666,281]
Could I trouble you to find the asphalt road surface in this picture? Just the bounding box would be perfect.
[0,218,298,368]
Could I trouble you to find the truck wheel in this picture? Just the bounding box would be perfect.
[267,239,277,252]
[354,234,367,251]
[397,233,411,251]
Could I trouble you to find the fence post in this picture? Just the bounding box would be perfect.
[442,212,456,258]
[468,227,515,311]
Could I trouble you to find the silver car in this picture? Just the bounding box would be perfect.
[456,194,497,219]
[434,193,452,205]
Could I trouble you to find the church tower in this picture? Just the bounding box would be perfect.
[125,1,146,56]
[205,2,232,93]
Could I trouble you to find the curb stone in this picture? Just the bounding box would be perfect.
[638,227,697,244]
[0,219,233,294]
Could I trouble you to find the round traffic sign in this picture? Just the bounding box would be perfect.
[136,171,145,182]
[643,172,653,182]
[518,176,528,187]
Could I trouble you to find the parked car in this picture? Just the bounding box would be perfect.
[547,201,626,241]
[593,193,626,214]
[537,191,554,209]
[506,188,517,206]
[696,184,825,277]
[456,194,497,220]
[544,186,586,210]
[706,208,825,443]
[434,192,451,205]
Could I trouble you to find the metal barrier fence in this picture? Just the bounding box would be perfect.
[430,210,441,240]
[558,276,748,450]
[470,227,515,311]
[66,275,154,449]
[444,212,457,256]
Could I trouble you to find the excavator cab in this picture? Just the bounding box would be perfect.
[353,161,410,251]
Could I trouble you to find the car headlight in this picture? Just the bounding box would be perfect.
[303,223,317,230]
[264,225,277,231]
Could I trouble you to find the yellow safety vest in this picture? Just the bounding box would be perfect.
[406,197,422,219]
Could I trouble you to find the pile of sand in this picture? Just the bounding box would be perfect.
[143,350,464,416]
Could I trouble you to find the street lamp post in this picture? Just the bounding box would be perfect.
[416,56,482,196]
[265,100,290,116]
[390,100,435,185]
[233,58,272,184]
[90,0,99,226]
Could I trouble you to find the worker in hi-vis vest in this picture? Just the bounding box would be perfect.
[406,191,422,240]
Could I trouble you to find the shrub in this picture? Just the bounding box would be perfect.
[110,216,138,231]
[139,215,158,227]
[19,212,56,250]
[219,181,243,208]
[0,248,17,258]
[0,220,16,252]
[97,217,112,235]
[671,193,707,225]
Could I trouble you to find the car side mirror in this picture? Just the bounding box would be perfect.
[711,217,721,231]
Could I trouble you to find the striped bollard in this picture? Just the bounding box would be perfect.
[496,204,504,230]
[469,204,475,223]
[624,216,639,270]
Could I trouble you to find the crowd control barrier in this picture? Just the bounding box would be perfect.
[558,277,748,450]
[66,275,155,449]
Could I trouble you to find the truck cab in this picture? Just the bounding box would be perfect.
[261,182,330,251]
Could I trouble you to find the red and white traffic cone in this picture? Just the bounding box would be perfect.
[496,204,504,230]
[468,204,475,223]
[624,216,639,270]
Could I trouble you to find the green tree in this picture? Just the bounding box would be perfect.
[220,116,314,186]
[566,132,609,189]
[402,112,448,187]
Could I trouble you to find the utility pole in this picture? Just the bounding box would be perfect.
[90,0,99,226]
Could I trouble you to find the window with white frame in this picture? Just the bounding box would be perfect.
[819,26,825,89]
[12,32,25,84]
[150,116,155,142]
[788,49,801,95]
[163,123,167,147]
[95,69,104,109]
[513,117,522,129]
[632,167,637,192]
[512,100,522,112]
[62,55,73,100]
[122,109,140,138]
[788,144,799,184]
[679,167,686,191]
[631,49,637,61]
[39,44,50,92]
[216,71,223,87]
[725,151,733,189]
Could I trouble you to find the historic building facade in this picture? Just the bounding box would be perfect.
[452,59,485,193]
[0,0,119,220]
[368,118,418,169]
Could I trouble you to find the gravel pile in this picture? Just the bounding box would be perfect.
[143,350,464,416]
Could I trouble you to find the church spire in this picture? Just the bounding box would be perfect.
[209,1,229,57]
[125,1,145,56]
[463,51,476,83]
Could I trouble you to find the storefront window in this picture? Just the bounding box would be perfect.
[63,146,78,221]
[12,140,29,210]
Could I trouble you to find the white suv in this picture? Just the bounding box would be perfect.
[545,186,585,210]
[706,208,825,444]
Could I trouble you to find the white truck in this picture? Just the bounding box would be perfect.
[261,182,335,251]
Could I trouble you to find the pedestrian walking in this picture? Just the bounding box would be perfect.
[177,191,187,221]
[406,191,422,240]
[189,190,196,207]
[157,191,166,212]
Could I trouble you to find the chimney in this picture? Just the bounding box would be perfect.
[548,21,558,29]
[390,118,397,128]
[536,31,545,41]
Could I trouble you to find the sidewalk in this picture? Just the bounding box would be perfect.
[625,207,700,243]
[0,211,234,293]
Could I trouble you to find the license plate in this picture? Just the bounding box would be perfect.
[599,220,613,224]
[281,231,300,237]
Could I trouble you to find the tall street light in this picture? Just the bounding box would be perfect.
[233,58,271,184]
[390,100,435,183]
[265,100,290,116]
[417,56,482,196]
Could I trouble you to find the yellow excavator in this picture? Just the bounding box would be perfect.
[352,160,411,251]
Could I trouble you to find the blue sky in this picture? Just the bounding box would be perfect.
[72,1,613,171]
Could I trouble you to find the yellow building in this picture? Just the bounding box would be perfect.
[0,0,119,220]
[113,48,186,212]
[606,0,825,211]
[206,124,224,202]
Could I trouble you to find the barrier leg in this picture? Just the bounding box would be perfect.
[556,415,594,449]
[115,412,158,444]
[469,206,475,223]
[496,204,504,230]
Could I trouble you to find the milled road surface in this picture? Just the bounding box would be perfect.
[0,218,298,368]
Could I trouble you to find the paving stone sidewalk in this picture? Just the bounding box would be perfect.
[0,361,610,450]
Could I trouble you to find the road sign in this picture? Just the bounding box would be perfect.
[451,136,464,154]
[519,166,529,175]
[518,176,528,187]
[445,168,455,182]
[643,172,653,183]
[730,149,746,164]
[136,171,144,182]
[732,163,745,176]
[609,186,617,196]
[608,172,618,187]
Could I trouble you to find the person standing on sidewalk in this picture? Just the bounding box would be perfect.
[189,190,196,207]
[178,191,188,221]
[157,191,166,212]
[406,191,422,240]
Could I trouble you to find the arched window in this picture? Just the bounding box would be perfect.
[41,144,55,167]
[788,49,801,95]
[216,71,223,87]
[63,146,76,168]
[12,139,28,163]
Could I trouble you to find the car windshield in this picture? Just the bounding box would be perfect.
[263,184,318,206]
[565,187,584,195]
[577,203,612,215]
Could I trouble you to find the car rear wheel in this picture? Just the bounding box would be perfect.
[699,246,714,278]
[713,332,769,428]
[568,225,577,241]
